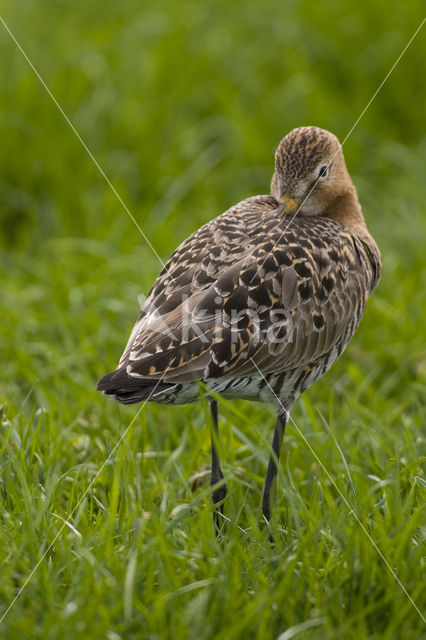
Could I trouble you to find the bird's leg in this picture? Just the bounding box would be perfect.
[262,410,287,523]
[210,399,227,533]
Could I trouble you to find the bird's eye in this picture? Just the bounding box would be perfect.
[318,164,328,180]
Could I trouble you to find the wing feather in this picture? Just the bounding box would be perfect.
[120,205,372,385]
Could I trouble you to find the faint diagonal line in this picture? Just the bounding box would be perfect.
[249,358,425,624]
[338,16,425,150]
[0,15,171,278]
[0,374,169,625]
[0,19,177,620]
[252,16,425,284]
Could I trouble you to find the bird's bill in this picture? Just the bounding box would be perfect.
[279,196,299,213]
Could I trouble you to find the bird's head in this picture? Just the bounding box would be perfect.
[270,126,355,218]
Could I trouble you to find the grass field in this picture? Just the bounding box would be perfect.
[0,1,425,638]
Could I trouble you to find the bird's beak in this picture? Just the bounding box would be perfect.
[279,196,299,213]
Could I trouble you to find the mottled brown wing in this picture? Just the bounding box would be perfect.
[118,195,278,366]
[123,213,372,384]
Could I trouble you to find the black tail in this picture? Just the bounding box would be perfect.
[97,368,174,405]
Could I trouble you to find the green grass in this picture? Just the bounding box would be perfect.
[0,1,425,638]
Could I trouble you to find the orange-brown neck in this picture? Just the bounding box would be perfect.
[325,187,368,235]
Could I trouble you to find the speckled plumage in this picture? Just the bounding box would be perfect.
[98,128,380,408]
[98,126,381,526]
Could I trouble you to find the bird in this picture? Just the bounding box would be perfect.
[98,126,381,531]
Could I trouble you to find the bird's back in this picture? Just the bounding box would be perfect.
[98,194,381,406]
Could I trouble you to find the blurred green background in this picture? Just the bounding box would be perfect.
[0,1,425,639]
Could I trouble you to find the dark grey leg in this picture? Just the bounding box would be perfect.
[210,399,227,532]
[262,410,287,523]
